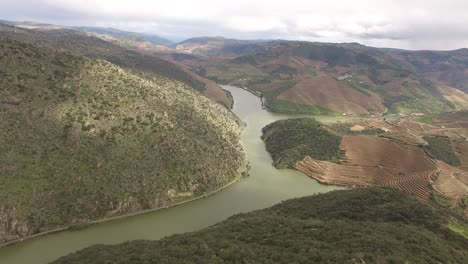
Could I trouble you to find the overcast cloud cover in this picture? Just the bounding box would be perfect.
[1,0,467,50]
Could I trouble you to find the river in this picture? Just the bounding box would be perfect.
[0,85,345,263]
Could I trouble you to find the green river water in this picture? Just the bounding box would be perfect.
[0,85,346,263]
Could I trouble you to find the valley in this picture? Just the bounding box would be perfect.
[0,19,467,264]
[0,85,343,264]
[52,188,468,263]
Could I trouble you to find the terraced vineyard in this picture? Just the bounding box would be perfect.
[381,170,439,200]
[433,161,468,211]
[267,114,468,212]
[296,136,440,200]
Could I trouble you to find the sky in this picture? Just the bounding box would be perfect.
[1,0,467,50]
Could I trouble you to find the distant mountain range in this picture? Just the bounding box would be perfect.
[72,26,174,47]
[0,21,234,107]
[169,37,468,115]
[4,20,466,116]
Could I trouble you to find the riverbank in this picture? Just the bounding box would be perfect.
[0,85,343,264]
[0,171,247,249]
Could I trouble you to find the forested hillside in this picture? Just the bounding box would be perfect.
[0,39,247,244]
[52,188,468,264]
[261,118,344,168]
[0,22,205,92]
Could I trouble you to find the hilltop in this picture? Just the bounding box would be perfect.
[0,22,234,107]
[5,21,466,113]
[72,26,174,47]
[0,39,247,244]
[52,188,468,264]
[169,40,468,115]
[261,118,344,168]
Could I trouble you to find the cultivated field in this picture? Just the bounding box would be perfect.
[296,135,439,200]
[278,75,385,115]
[296,113,468,212]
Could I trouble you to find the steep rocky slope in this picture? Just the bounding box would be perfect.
[52,188,468,264]
[0,39,247,244]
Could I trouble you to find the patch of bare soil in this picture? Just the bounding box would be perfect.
[433,161,468,207]
[296,135,439,200]
[278,75,385,115]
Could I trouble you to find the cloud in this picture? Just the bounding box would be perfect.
[1,0,467,50]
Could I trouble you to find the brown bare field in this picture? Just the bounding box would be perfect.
[156,56,233,107]
[180,65,232,107]
[440,84,468,108]
[278,75,385,115]
[343,119,403,132]
[383,132,426,145]
[440,129,468,140]
[296,157,378,186]
[434,111,468,123]
[433,161,468,205]
[341,136,436,172]
[296,135,439,200]
[399,120,437,132]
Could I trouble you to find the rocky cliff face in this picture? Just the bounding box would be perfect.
[0,39,247,244]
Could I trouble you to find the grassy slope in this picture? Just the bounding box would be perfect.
[52,188,468,264]
[0,39,247,243]
[261,118,344,168]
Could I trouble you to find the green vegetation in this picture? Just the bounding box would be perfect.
[259,81,339,115]
[422,136,461,166]
[449,221,468,239]
[176,39,464,115]
[415,115,435,124]
[0,39,247,243]
[0,23,206,92]
[340,75,374,96]
[205,64,268,84]
[261,118,344,168]
[326,122,386,135]
[266,98,338,115]
[52,188,468,264]
[389,98,456,115]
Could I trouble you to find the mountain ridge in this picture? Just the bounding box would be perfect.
[0,38,247,244]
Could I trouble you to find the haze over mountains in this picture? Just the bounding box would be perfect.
[0,17,467,264]
[4,20,468,116]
